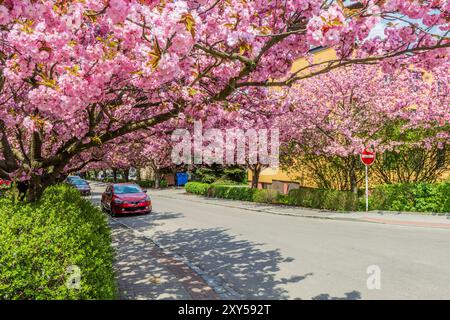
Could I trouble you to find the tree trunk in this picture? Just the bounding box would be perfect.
[349,157,358,194]
[149,160,160,188]
[17,181,29,202]
[27,179,43,202]
[113,169,117,182]
[136,168,141,182]
[154,169,160,189]
[25,173,51,202]
[123,168,130,182]
[250,164,262,189]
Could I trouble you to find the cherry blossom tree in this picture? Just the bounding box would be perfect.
[0,0,449,200]
[279,64,449,192]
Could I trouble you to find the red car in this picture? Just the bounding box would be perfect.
[0,179,12,189]
[101,183,151,216]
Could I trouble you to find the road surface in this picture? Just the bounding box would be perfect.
[90,184,450,300]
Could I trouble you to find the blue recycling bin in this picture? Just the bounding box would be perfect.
[175,172,188,186]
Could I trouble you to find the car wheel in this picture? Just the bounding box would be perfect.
[110,205,116,217]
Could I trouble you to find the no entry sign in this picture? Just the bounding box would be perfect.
[360,148,376,166]
[360,147,376,212]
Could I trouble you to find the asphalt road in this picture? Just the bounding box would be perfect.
[91,184,450,300]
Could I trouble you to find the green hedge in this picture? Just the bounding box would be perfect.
[0,185,116,299]
[209,185,257,201]
[137,180,155,188]
[252,189,280,204]
[159,180,168,188]
[185,182,211,195]
[287,187,360,211]
[185,182,450,213]
[370,182,450,214]
[135,180,168,189]
[186,183,286,205]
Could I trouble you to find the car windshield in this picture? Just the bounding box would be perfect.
[73,180,88,186]
[114,185,142,194]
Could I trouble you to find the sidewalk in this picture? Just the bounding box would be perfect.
[110,219,220,300]
[150,188,450,230]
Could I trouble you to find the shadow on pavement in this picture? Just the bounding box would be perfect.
[111,224,193,300]
[152,226,312,299]
[115,211,185,230]
[312,290,362,300]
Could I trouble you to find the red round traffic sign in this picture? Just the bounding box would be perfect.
[360,148,376,166]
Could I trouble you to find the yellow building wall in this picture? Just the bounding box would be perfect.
[290,47,337,75]
[248,167,296,184]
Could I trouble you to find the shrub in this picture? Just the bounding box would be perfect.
[193,168,217,184]
[287,187,360,211]
[276,193,289,205]
[159,180,168,188]
[186,181,449,214]
[137,180,155,189]
[211,178,245,186]
[209,185,256,201]
[136,180,168,188]
[185,182,211,195]
[222,167,247,183]
[0,184,116,299]
[252,189,280,204]
[103,177,126,183]
[193,166,247,184]
[370,182,450,214]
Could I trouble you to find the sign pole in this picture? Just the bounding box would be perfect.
[365,164,369,212]
[360,146,375,212]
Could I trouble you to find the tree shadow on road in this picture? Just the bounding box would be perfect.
[111,211,184,229]
[311,290,362,300]
[153,227,312,299]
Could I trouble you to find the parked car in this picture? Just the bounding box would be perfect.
[66,175,83,183]
[101,183,151,216]
[0,179,12,189]
[66,178,91,196]
[0,179,12,196]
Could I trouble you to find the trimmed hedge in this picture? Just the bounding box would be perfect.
[209,184,257,201]
[185,182,450,213]
[185,182,288,203]
[186,182,358,209]
[0,184,116,299]
[287,187,360,211]
[370,182,450,214]
[185,182,211,195]
[252,189,280,204]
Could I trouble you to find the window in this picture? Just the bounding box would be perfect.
[114,185,142,194]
